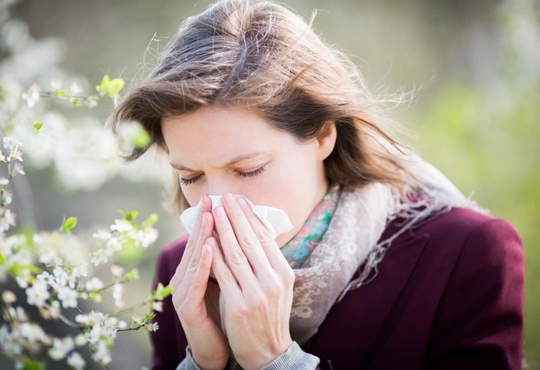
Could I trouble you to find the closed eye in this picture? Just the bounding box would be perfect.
[178,165,266,186]
[236,166,265,178]
[179,174,202,186]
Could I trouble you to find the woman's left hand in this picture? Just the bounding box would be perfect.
[208,193,295,370]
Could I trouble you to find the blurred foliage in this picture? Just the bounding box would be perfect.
[410,81,540,368]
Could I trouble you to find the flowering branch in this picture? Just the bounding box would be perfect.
[0,75,168,370]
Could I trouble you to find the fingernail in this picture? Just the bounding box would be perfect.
[215,206,226,219]
[223,193,234,206]
[237,196,249,209]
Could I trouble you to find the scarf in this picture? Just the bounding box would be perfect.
[286,155,483,344]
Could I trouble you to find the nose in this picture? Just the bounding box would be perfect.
[205,176,239,197]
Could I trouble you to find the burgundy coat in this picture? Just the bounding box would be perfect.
[149,207,524,369]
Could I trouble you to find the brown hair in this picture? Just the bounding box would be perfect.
[109,0,416,211]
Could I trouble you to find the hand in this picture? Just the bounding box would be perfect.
[170,196,229,370]
[209,193,295,370]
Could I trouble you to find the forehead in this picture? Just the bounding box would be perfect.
[161,106,293,168]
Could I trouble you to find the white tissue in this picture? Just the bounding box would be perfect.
[179,195,293,238]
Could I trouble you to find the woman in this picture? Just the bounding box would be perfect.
[110,0,524,369]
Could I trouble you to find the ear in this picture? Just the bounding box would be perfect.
[316,122,337,161]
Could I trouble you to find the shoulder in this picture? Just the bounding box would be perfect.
[413,207,523,262]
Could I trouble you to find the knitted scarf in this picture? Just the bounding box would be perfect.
[285,155,482,344]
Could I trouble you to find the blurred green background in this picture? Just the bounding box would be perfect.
[3,0,539,368]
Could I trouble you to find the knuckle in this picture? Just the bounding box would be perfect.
[232,303,249,319]
[229,249,247,265]
[229,207,243,219]
[185,238,196,251]
[256,226,274,243]
[217,267,235,282]
[187,256,199,272]
[283,268,296,286]
[239,234,259,249]
[249,295,267,311]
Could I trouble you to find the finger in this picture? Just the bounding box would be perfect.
[172,197,212,285]
[236,196,291,273]
[221,194,273,277]
[208,237,242,300]
[212,205,257,291]
[185,243,213,306]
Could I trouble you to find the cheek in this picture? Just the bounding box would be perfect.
[180,185,204,207]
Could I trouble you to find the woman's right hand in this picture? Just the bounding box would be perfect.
[170,196,229,370]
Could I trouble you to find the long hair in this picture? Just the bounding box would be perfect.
[109,0,416,211]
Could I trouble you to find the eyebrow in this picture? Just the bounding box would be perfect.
[170,152,268,172]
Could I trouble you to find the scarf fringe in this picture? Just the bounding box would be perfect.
[337,186,485,302]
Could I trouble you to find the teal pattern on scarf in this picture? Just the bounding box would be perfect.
[281,184,341,269]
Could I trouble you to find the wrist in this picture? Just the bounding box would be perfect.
[238,339,294,370]
[189,346,228,370]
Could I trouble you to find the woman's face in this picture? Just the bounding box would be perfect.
[161,106,336,247]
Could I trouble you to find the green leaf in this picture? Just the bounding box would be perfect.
[122,268,139,282]
[23,359,42,370]
[153,283,172,300]
[133,129,152,148]
[108,78,125,95]
[0,253,5,264]
[89,291,104,302]
[95,75,124,98]
[33,122,43,132]
[96,75,111,96]
[70,98,82,106]
[120,210,139,221]
[8,264,42,276]
[51,90,68,98]
[61,216,78,232]
[144,312,156,323]
[142,213,159,229]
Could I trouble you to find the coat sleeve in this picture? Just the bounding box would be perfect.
[150,242,189,370]
[427,218,525,369]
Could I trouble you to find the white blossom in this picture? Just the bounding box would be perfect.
[131,314,144,326]
[19,322,48,344]
[26,281,50,307]
[92,340,112,364]
[111,265,123,278]
[13,162,24,175]
[0,209,16,232]
[146,322,159,332]
[36,271,55,287]
[151,301,163,312]
[48,337,74,360]
[90,248,108,266]
[105,237,122,252]
[118,320,128,330]
[85,277,104,292]
[0,324,22,356]
[71,262,88,279]
[53,266,69,287]
[110,219,134,233]
[16,276,29,289]
[2,290,16,303]
[69,82,81,95]
[92,229,111,241]
[112,284,124,309]
[134,228,159,248]
[74,334,87,347]
[57,286,78,308]
[67,351,85,369]
[21,85,40,107]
